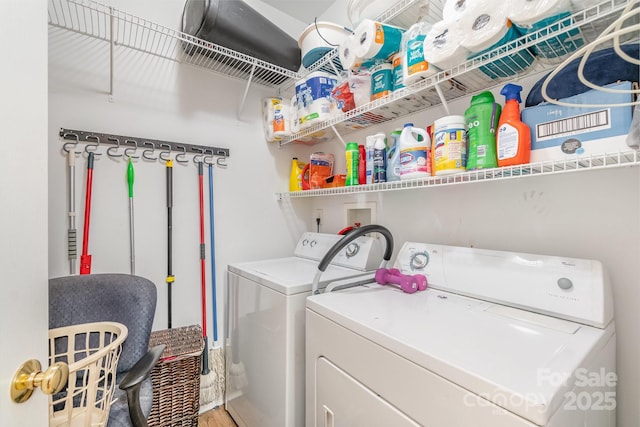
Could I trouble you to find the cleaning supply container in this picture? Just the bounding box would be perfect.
[365,135,375,184]
[298,21,352,68]
[386,129,402,181]
[346,142,360,186]
[433,115,467,175]
[289,157,306,191]
[497,83,531,167]
[465,91,501,170]
[399,123,431,180]
[373,132,387,182]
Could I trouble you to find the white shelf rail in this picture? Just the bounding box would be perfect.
[280,0,634,146]
[276,150,640,199]
[47,0,300,95]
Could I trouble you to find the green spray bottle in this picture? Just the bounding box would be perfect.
[465,91,501,170]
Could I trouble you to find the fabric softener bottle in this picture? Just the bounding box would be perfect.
[465,91,501,170]
[497,83,531,167]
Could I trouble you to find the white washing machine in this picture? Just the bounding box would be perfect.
[306,242,616,427]
[226,232,383,427]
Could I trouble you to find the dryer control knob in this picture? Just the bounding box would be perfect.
[310,240,317,247]
[410,252,429,270]
[557,277,573,290]
[345,243,360,257]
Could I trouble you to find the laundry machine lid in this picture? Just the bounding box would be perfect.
[306,285,615,425]
[229,257,371,295]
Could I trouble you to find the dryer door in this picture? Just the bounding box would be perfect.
[315,357,420,427]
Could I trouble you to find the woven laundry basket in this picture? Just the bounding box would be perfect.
[48,321,128,427]
[147,325,204,427]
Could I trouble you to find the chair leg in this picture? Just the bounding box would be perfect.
[125,386,147,427]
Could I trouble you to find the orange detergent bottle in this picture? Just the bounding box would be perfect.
[497,83,531,167]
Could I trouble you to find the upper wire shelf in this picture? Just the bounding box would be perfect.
[47,0,300,89]
[281,0,635,145]
[277,151,640,199]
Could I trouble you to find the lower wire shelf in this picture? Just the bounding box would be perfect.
[276,150,640,199]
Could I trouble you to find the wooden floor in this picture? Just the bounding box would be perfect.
[199,406,238,427]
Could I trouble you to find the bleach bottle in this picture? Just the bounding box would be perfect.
[465,91,501,170]
[497,83,531,167]
[399,123,431,180]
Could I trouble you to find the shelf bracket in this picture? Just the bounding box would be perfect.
[238,62,257,119]
[434,83,449,115]
[330,125,347,147]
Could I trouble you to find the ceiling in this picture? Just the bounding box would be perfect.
[260,0,337,24]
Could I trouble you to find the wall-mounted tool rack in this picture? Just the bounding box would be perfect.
[59,128,230,161]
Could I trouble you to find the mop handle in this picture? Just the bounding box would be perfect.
[199,161,207,337]
[67,149,77,275]
[80,152,94,275]
[127,157,135,275]
[209,163,218,342]
[166,160,174,329]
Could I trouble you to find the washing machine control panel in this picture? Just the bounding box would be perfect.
[295,232,383,271]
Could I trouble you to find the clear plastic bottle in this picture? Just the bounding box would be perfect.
[365,135,375,184]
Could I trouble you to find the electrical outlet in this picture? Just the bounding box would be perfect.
[314,209,324,225]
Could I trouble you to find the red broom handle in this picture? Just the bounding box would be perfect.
[199,162,207,336]
[80,153,94,275]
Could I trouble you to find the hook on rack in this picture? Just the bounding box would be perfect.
[142,141,158,161]
[124,139,140,159]
[193,147,205,165]
[159,143,172,162]
[62,133,82,154]
[216,150,228,168]
[175,145,189,163]
[84,135,103,157]
[203,148,215,166]
[106,137,123,158]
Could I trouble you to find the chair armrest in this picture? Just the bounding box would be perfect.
[119,345,165,391]
[119,345,165,427]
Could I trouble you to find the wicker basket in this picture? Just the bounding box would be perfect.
[48,321,128,427]
[147,325,204,427]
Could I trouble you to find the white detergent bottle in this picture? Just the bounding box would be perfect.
[365,135,375,184]
[399,123,431,180]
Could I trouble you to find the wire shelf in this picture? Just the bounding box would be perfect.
[47,0,300,89]
[281,0,635,145]
[276,150,640,199]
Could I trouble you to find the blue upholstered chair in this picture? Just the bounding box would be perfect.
[49,274,164,427]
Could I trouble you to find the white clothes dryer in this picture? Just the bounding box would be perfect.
[306,242,616,427]
[226,232,383,427]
